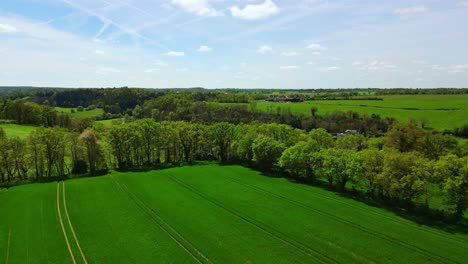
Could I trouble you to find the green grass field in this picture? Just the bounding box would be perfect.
[1,165,466,263]
[254,94,468,130]
[55,107,104,119]
[0,124,37,139]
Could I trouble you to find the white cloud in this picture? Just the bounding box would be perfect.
[0,23,17,33]
[166,51,185,57]
[394,6,427,15]
[95,49,105,55]
[433,64,468,73]
[306,43,327,51]
[320,66,340,71]
[458,1,468,7]
[356,60,397,71]
[172,0,221,16]
[97,67,121,74]
[307,61,315,65]
[257,45,273,54]
[230,0,280,20]
[198,45,212,52]
[280,65,301,70]
[145,68,159,73]
[281,51,301,56]
[352,61,362,66]
[154,60,168,66]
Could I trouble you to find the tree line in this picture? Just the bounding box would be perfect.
[1,119,467,220]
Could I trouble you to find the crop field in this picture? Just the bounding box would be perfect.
[254,94,468,130]
[1,165,467,263]
[55,107,104,119]
[0,124,37,139]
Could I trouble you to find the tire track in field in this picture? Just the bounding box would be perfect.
[226,177,458,264]
[110,176,211,264]
[5,228,11,264]
[283,181,468,245]
[62,182,88,264]
[56,182,77,264]
[168,175,338,264]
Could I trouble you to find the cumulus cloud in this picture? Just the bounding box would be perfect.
[166,51,185,57]
[95,49,105,55]
[257,45,273,54]
[306,43,327,51]
[172,0,221,17]
[394,6,427,15]
[281,51,300,56]
[230,0,280,20]
[0,23,17,33]
[198,45,212,52]
[280,65,301,70]
[320,66,340,71]
[154,60,169,66]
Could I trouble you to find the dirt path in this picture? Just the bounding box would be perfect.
[62,182,88,264]
[57,182,76,264]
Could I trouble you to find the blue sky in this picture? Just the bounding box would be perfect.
[0,0,467,88]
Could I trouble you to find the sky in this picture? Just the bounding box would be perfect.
[0,0,468,89]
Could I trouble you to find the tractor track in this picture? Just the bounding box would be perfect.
[226,176,457,264]
[62,182,88,264]
[111,176,212,264]
[56,182,77,264]
[168,175,340,264]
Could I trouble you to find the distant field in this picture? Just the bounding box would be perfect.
[254,94,468,130]
[95,118,123,126]
[0,124,36,139]
[55,107,104,119]
[1,165,466,263]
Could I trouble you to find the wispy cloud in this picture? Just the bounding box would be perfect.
[0,23,17,33]
[281,51,301,56]
[355,60,397,71]
[306,43,327,51]
[320,66,340,71]
[458,1,468,7]
[166,51,185,57]
[257,45,274,54]
[280,65,301,70]
[230,0,280,20]
[394,6,427,15]
[198,45,212,52]
[172,0,221,17]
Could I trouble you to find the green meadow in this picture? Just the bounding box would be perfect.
[254,94,468,130]
[1,165,466,263]
[0,124,37,139]
[55,107,104,119]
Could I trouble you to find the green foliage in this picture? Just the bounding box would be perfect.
[252,136,286,171]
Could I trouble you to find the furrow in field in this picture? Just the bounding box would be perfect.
[5,228,11,264]
[110,176,209,264]
[226,176,457,264]
[62,182,88,264]
[56,182,77,264]
[231,170,468,245]
[168,175,338,264]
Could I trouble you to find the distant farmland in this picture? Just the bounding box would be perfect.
[254,94,468,130]
[1,165,466,263]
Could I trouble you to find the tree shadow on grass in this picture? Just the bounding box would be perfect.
[284,177,468,235]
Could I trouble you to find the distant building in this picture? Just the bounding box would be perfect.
[333,129,357,139]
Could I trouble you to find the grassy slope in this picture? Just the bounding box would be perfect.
[254,94,468,130]
[1,165,467,263]
[0,124,36,139]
